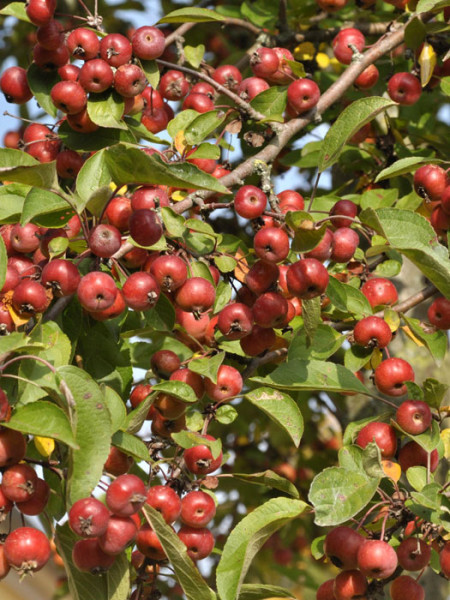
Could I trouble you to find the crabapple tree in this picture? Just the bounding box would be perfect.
[0,0,449,599]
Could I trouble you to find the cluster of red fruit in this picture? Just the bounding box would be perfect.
[68,476,216,579]
[317,523,450,600]
[414,163,450,245]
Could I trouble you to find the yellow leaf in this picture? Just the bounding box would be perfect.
[401,325,424,347]
[316,52,330,69]
[419,42,437,87]
[171,190,187,202]
[294,42,315,61]
[381,459,401,482]
[441,428,450,459]
[174,130,187,155]
[384,308,401,332]
[109,183,127,195]
[34,436,55,457]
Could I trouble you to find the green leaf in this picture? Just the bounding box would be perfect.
[139,60,159,88]
[216,405,238,424]
[406,466,428,492]
[402,315,447,363]
[302,297,321,344]
[161,206,186,237]
[405,16,427,50]
[250,87,288,119]
[285,59,306,78]
[76,149,111,209]
[214,255,237,273]
[158,7,225,22]
[374,259,402,278]
[318,97,395,172]
[4,401,77,448]
[105,145,228,193]
[21,187,71,226]
[410,483,441,510]
[188,142,221,160]
[359,207,450,297]
[375,156,441,182]
[167,109,199,139]
[87,90,126,130]
[251,359,370,395]
[152,380,198,404]
[360,188,397,210]
[185,110,228,146]
[216,497,307,600]
[188,352,225,384]
[111,430,150,463]
[171,431,222,460]
[245,387,303,447]
[441,76,450,96]
[416,0,450,12]
[344,345,373,372]
[0,331,45,357]
[143,505,217,600]
[124,391,155,434]
[18,321,72,404]
[411,420,441,453]
[56,523,130,600]
[0,2,31,21]
[27,63,59,117]
[0,182,28,223]
[0,149,57,188]
[58,121,136,152]
[423,378,449,408]
[184,44,206,69]
[214,280,232,314]
[143,292,176,332]
[232,470,299,498]
[59,366,111,506]
[238,584,296,600]
[102,386,126,433]
[326,277,373,318]
[0,235,7,292]
[308,467,379,526]
[288,325,344,361]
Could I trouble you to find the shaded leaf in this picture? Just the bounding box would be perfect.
[288,325,344,361]
[21,187,72,226]
[245,387,303,447]
[251,359,370,395]
[152,380,198,404]
[302,297,321,344]
[232,470,299,498]
[250,87,288,119]
[111,430,150,463]
[0,149,57,188]
[27,63,59,117]
[143,505,217,600]
[238,584,296,600]
[318,97,395,172]
[4,401,77,449]
[359,207,450,297]
[58,366,111,507]
[216,498,307,600]
[308,467,379,526]
[158,7,225,22]
[58,120,135,152]
[402,315,447,363]
[188,352,225,384]
[87,90,126,130]
[185,110,227,145]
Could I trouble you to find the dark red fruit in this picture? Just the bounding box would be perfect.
[374,357,415,396]
[50,81,87,114]
[398,441,439,472]
[98,515,138,555]
[396,400,432,435]
[396,537,431,571]
[181,490,216,528]
[178,526,215,560]
[324,526,365,570]
[330,199,358,228]
[355,422,397,458]
[0,428,27,467]
[353,316,392,348]
[122,272,160,311]
[254,227,290,263]
[390,575,424,600]
[287,78,320,114]
[78,58,114,93]
[69,497,110,538]
[0,66,33,104]
[88,224,122,258]
[286,258,329,299]
[106,474,147,516]
[12,280,50,315]
[77,271,118,313]
[72,538,115,574]
[145,485,181,524]
[1,463,37,503]
[357,539,398,579]
[149,254,187,292]
[428,297,450,329]
[234,185,267,219]
[66,27,100,61]
[100,33,132,67]
[184,434,223,475]
[129,209,163,247]
[204,365,243,402]
[4,527,51,574]
[333,569,367,600]
[132,26,165,60]
[175,277,215,314]
[218,303,253,340]
[17,478,50,515]
[361,277,398,308]
[332,28,365,64]
[136,523,166,560]
[388,72,422,105]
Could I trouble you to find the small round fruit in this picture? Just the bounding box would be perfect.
[177,526,215,560]
[105,474,147,516]
[332,28,365,65]
[396,537,431,571]
[184,435,223,475]
[72,538,115,574]
[122,272,160,311]
[174,277,216,314]
[180,490,216,528]
[253,227,290,263]
[333,569,367,600]
[98,515,138,555]
[204,365,243,402]
[100,33,132,68]
[145,485,181,524]
[89,224,122,258]
[390,575,424,600]
[69,497,110,538]
[357,539,398,579]
[398,441,439,473]
[330,199,358,228]
[1,463,37,503]
[396,400,432,435]
[413,164,448,201]
[287,78,320,114]
[77,271,118,313]
[355,64,379,89]
[428,297,450,329]
[4,527,51,574]
[374,358,415,396]
[440,541,450,578]
[132,26,165,60]
[234,185,267,219]
[217,303,253,340]
[361,277,398,308]
[12,280,50,315]
[353,316,392,348]
[387,72,422,105]
[324,526,364,570]
[0,428,27,467]
[286,258,329,299]
[136,523,166,560]
[0,66,33,104]
[356,422,397,458]
[129,209,163,247]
